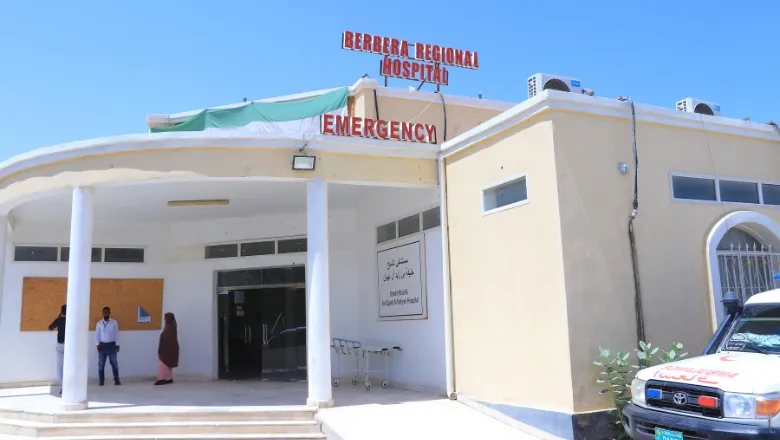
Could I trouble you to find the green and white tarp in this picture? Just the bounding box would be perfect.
[151,87,348,134]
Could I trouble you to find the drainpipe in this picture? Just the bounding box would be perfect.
[438,155,457,399]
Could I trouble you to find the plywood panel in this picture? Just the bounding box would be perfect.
[20,277,67,331]
[21,277,165,332]
[89,279,121,331]
[118,279,164,330]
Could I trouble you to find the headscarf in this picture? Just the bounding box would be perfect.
[158,312,179,368]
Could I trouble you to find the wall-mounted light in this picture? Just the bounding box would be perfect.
[292,155,316,170]
[618,162,630,175]
[292,144,316,170]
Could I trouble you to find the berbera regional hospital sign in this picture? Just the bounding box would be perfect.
[342,31,479,86]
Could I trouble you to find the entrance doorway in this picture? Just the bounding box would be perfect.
[217,266,307,381]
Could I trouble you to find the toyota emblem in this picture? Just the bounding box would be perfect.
[673,392,688,406]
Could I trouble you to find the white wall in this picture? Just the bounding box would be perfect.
[354,188,446,395]
[0,185,444,395]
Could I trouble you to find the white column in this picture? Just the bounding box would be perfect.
[306,179,333,407]
[0,216,8,330]
[61,187,94,411]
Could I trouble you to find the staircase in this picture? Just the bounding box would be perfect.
[0,406,325,440]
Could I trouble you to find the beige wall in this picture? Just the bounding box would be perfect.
[550,110,780,412]
[446,116,576,413]
[0,147,437,203]
[353,88,503,142]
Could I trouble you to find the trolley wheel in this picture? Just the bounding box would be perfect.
[333,378,340,387]
[382,380,389,388]
[351,377,359,386]
[365,383,371,390]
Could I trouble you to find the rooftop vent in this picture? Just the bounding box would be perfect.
[528,73,583,98]
[676,98,721,117]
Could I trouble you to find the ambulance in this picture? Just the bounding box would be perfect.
[622,289,780,439]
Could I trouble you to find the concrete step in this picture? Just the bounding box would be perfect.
[0,408,317,424]
[0,419,322,437]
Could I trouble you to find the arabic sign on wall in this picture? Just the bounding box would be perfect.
[377,240,426,320]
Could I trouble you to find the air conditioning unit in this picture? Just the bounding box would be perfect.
[676,98,721,116]
[528,73,583,98]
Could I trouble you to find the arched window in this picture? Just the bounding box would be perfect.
[717,227,779,302]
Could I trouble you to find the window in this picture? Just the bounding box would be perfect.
[763,184,780,206]
[377,222,397,244]
[671,175,716,201]
[104,248,144,263]
[483,175,528,213]
[278,238,307,254]
[241,241,275,257]
[398,214,421,238]
[422,207,441,230]
[61,247,102,262]
[205,244,239,259]
[14,246,58,262]
[719,180,759,204]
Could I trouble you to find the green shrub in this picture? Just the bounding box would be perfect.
[593,341,687,439]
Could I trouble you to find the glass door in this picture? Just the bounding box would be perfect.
[260,286,307,381]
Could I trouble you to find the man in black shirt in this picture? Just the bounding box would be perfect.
[48,304,66,395]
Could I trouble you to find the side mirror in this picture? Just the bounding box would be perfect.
[722,291,743,316]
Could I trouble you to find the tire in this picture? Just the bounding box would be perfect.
[382,380,389,388]
[333,378,340,387]
[352,378,358,385]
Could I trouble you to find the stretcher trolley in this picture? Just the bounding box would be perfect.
[330,338,362,387]
[361,345,402,390]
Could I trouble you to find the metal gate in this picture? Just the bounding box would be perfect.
[717,243,780,303]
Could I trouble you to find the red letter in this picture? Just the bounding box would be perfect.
[414,123,426,142]
[465,51,473,68]
[392,59,402,76]
[433,66,441,84]
[390,121,400,140]
[411,62,421,80]
[472,51,479,69]
[382,37,390,54]
[425,124,436,143]
[445,48,454,65]
[364,118,377,138]
[441,67,449,86]
[342,31,354,50]
[376,120,388,139]
[402,60,411,79]
[351,117,362,137]
[401,122,413,141]
[424,44,432,62]
[400,41,409,58]
[322,114,334,134]
[415,43,424,60]
[373,35,381,53]
[381,57,392,76]
[455,50,463,67]
[432,45,441,62]
[356,33,363,51]
[391,38,400,56]
[335,115,350,135]
[424,64,434,82]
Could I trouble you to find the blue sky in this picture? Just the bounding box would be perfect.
[1,1,778,158]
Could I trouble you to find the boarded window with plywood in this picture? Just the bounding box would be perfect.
[21,277,164,331]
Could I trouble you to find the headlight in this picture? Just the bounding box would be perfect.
[631,378,646,405]
[724,393,780,419]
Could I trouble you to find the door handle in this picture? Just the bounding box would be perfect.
[248,325,252,344]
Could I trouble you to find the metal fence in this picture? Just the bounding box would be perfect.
[717,243,780,303]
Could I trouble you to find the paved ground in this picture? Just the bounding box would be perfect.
[0,381,544,439]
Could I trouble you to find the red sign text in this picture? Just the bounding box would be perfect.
[321,114,436,144]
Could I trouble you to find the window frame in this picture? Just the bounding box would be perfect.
[374,204,441,246]
[669,172,780,207]
[481,173,530,216]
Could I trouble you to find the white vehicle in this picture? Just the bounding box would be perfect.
[623,289,780,439]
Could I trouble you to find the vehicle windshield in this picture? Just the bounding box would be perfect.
[723,304,780,354]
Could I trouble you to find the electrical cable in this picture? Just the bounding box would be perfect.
[438,92,448,142]
[622,97,646,344]
[373,89,380,121]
